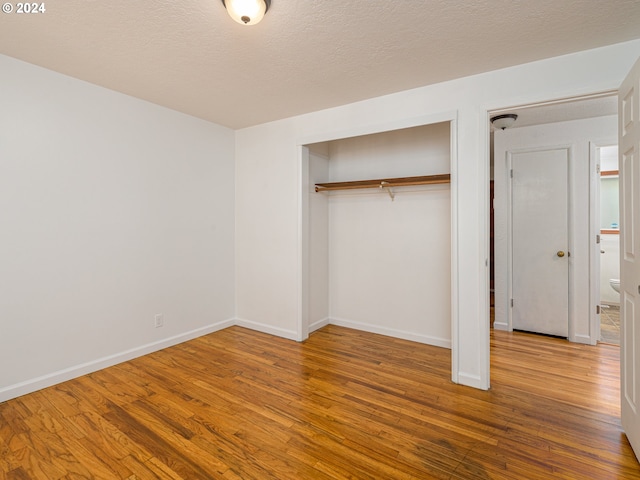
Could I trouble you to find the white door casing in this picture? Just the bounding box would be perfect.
[511,148,570,337]
[619,57,640,463]
[590,143,602,346]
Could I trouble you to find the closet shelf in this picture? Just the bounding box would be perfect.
[314,174,450,192]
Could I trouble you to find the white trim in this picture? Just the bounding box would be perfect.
[493,321,509,331]
[456,372,485,390]
[0,318,235,403]
[573,334,593,345]
[476,113,490,390]
[506,149,514,331]
[329,317,451,349]
[297,111,459,146]
[589,141,601,346]
[309,317,330,333]
[449,115,461,384]
[488,90,618,118]
[567,144,576,342]
[235,317,299,341]
[296,145,310,342]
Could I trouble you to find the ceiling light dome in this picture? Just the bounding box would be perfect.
[490,114,518,130]
[222,0,270,25]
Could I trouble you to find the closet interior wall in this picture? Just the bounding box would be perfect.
[307,122,452,348]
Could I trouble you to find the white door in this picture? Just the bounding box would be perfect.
[511,148,569,337]
[619,56,640,462]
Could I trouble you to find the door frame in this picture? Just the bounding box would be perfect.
[504,144,574,336]
[589,142,602,345]
[489,91,618,346]
[297,110,463,382]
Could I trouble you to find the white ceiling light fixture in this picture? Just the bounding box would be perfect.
[222,0,270,25]
[490,113,518,130]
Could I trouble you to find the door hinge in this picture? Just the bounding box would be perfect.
[510,169,513,179]
[596,234,600,244]
[596,164,601,174]
[596,305,601,314]
[510,298,514,307]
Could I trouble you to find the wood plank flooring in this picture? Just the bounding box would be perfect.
[1,325,639,479]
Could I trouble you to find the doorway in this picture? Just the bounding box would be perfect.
[490,93,618,344]
[298,113,457,372]
[597,144,621,344]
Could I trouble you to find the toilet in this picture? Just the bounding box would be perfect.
[610,279,620,293]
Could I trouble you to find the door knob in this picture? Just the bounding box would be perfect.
[557,251,565,257]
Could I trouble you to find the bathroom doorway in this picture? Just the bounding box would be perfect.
[597,144,621,344]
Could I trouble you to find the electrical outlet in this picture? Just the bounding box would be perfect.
[154,314,164,328]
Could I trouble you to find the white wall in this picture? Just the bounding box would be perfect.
[493,115,617,344]
[600,176,620,229]
[324,124,450,346]
[601,145,620,171]
[0,55,236,401]
[235,40,640,390]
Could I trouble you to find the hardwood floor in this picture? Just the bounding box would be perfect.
[1,325,639,479]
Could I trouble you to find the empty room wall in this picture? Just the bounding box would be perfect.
[0,55,236,401]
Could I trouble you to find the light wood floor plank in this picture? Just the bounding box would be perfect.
[1,325,639,479]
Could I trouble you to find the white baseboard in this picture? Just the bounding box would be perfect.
[235,317,298,341]
[309,317,330,333]
[1,315,456,403]
[0,318,235,403]
[572,334,593,345]
[457,372,488,390]
[329,316,451,349]
[493,321,510,331]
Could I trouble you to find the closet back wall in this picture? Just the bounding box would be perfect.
[314,123,451,347]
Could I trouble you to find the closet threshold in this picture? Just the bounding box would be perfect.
[314,174,450,192]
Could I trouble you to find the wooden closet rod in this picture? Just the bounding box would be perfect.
[315,174,450,192]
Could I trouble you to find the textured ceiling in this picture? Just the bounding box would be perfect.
[1,1,640,129]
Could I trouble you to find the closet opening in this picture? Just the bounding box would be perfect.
[298,117,456,378]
